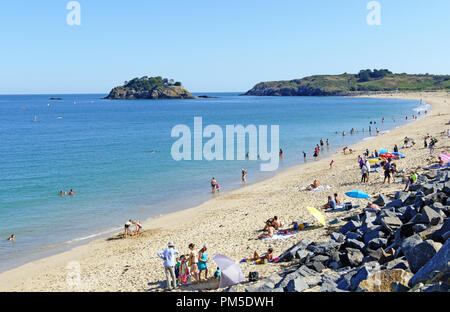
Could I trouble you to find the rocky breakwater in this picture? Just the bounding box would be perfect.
[238,169,450,292]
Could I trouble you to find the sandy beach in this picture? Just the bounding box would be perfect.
[0,92,449,292]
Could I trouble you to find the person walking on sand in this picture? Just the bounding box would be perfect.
[198,245,209,282]
[188,243,199,283]
[383,159,393,184]
[157,242,179,290]
[211,177,217,193]
[241,168,247,184]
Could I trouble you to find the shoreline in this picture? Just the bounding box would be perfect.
[0,91,448,292]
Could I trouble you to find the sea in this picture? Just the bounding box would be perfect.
[0,93,430,273]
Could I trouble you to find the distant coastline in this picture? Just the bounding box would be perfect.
[243,70,450,96]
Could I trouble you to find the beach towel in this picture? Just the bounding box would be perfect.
[240,256,280,265]
[260,230,300,240]
[298,185,332,191]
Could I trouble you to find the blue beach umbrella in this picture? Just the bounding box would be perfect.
[345,190,371,199]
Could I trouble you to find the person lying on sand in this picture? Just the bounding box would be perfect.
[311,180,320,189]
[365,202,380,211]
[252,248,274,264]
[258,224,275,239]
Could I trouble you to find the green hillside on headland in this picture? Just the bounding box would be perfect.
[243,69,450,96]
[105,76,195,99]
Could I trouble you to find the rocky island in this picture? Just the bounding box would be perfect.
[105,76,195,100]
[243,70,450,96]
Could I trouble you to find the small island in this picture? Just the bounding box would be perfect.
[243,69,450,96]
[105,76,195,100]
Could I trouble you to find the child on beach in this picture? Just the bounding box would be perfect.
[330,160,334,168]
[211,177,217,193]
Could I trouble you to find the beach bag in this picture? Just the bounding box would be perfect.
[249,272,259,282]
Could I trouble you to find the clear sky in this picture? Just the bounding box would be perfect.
[0,0,449,94]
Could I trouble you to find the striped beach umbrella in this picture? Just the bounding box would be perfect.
[438,154,450,163]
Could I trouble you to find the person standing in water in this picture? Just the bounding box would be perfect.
[279,149,283,159]
[241,168,247,184]
[7,234,15,242]
[211,177,217,193]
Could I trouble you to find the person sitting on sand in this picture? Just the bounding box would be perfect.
[263,216,282,230]
[438,156,444,167]
[7,234,15,242]
[404,171,418,192]
[252,248,274,264]
[343,147,348,155]
[323,195,336,210]
[334,193,341,205]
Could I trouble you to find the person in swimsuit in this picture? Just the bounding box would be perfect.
[134,220,143,235]
[7,234,15,242]
[197,245,208,282]
[241,168,247,184]
[68,189,74,195]
[383,160,393,184]
[188,243,199,283]
[211,177,217,193]
[279,149,283,159]
[252,248,274,264]
[124,220,132,237]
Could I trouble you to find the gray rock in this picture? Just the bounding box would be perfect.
[419,282,450,292]
[386,199,404,209]
[284,277,309,292]
[319,280,345,292]
[296,265,322,287]
[346,239,365,251]
[344,248,364,267]
[395,191,410,202]
[429,218,450,243]
[339,220,361,235]
[345,231,362,241]
[311,255,329,263]
[409,184,423,192]
[380,216,403,233]
[330,232,345,243]
[306,261,326,273]
[384,258,410,271]
[404,206,418,221]
[404,240,442,273]
[363,230,385,244]
[277,239,310,262]
[373,194,389,207]
[400,234,423,256]
[422,184,435,196]
[368,237,388,250]
[412,223,428,233]
[408,213,424,224]
[306,240,340,256]
[392,282,410,292]
[414,196,425,209]
[350,266,371,291]
[336,269,358,290]
[421,206,442,225]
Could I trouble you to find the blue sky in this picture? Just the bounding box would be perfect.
[0,0,449,94]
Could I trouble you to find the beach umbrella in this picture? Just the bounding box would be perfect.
[213,254,245,288]
[379,148,389,155]
[306,206,326,227]
[345,190,371,199]
[438,154,450,163]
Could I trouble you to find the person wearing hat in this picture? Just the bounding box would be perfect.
[157,242,179,290]
[197,244,208,282]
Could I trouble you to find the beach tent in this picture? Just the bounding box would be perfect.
[306,206,326,227]
[345,190,371,199]
[379,148,389,155]
[438,154,450,163]
[213,254,245,288]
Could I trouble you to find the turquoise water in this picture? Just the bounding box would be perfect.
[0,93,426,272]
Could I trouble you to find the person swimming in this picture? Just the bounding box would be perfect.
[7,234,15,242]
[68,189,74,195]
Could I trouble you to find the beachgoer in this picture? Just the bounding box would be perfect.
[383,160,393,184]
[330,160,334,169]
[279,149,283,159]
[59,190,65,197]
[252,248,274,264]
[7,234,15,242]
[324,195,337,210]
[365,159,371,183]
[214,267,221,279]
[326,139,330,146]
[303,151,307,158]
[215,184,220,192]
[404,171,418,191]
[241,168,247,184]
[134,220,143,235]
[198,245,209,282]
[343,147,348,155]
[157,242,179,290]
[258,225,275,239]
[68,189,74,195]
[438,156,444,167]
[124,220,132,237]
[311,180,320,189]
[334,193,341,205]
[211,177,217,193]
[394,145,399,153]
[263,216,282,230]
[188,243,199,283]
[320,138,324,147]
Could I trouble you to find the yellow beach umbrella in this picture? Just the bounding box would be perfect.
[306,206,326,227]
